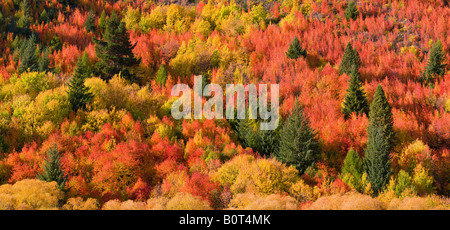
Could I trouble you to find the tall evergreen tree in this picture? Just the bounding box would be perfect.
[367,84,395,152]
[19,35,38,73]
[37,143,68,191]
[419,40,446,87]
[286,36,307,59]
[93,10,139,82]
[98,10,107,31]
[344,0,359,20]
[277,101,321,175]
[339,42,361,76]
[342,66,369,118]
[259,127,280,157]
[364,84,394,195]
[364,126,392,195]
[38,47,50,72]
[16,0,31,35]
[84,9,96,33]
[67,52,93,112]
[237,111,260,151]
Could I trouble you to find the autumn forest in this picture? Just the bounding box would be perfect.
[0,0,449,210]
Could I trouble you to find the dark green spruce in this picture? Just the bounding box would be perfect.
[286,36,307,60]
[419,40,446,87]
[67,52,93,112]
[364,84,395,195]
[344,0,359,20]
[84,9,96,33]
[93,10,139,82]
[19,35,38,73]
[37,143,68,191]
[277,101,321,175]
[342,66,369,118]
[339,42,361,76]
[38,47,50,72]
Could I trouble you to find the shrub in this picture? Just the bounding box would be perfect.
[165,193,211,210]
[62,197,99,210]
[0,179,63,210]
[227,192,299,210]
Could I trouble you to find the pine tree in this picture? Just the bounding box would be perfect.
[419,40,446,87]
[364,84,394,195]
[98,10,107,31]
[259,128,280,157]
[155,64,168,86]
[37,143,68,191]
[286,36,307,60]
[344,0,359,20]
[84,9,96,33]
[16,0,31,35]
[364,126,392,195]
[38,47,50,72]
[237,113,260,151]
[93,10,139,82]
[40,9,49,23]
[342,66,369,118]
[67,52,93,112]
[277,101,321,175]
[367,84,395,152]
[339,42,361,76]
[19,35,38,73]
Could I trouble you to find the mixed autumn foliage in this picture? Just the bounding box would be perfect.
[0,0,449,210]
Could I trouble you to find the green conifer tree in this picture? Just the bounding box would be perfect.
[342,66,369,118]
[98,10,107,31]
[339,42,361,76]
[364,126,392,195]
[93,10,139,82]
[67,52,93,112]
[40,9,49,23]
[237,112,260,151]
[259,127,280,157]
[367,84,395,151]
[84,9,96,33]
[19,35,38,73]
[277,101,321,175]
[364,84,395,195]
[37,143,68,191]
[38,47,50,72]
[419,40,446,87]
[16,0,31,35]
[286,36,307,59]
[344,0,359,20]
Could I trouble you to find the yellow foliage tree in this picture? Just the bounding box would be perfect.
[0,179,63,210]
[62,197,99,210]
[227,192,299,210]
[165,192,211,210]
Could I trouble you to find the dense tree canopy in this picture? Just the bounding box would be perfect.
[0,0,448,210]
